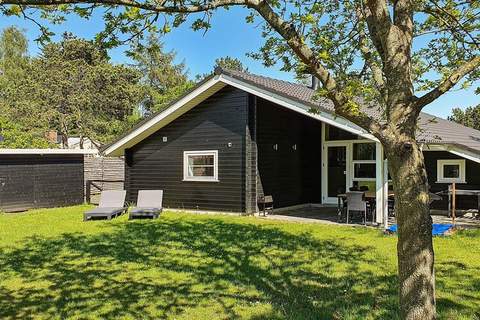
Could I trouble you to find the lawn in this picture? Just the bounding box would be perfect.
[0,206,479,320]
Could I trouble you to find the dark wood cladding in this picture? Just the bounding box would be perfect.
[125,86,248,212]
[0,154,84,212]
[424,151,480,210]
[255,98,322,208]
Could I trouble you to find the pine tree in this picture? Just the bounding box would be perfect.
[128,32,192,114]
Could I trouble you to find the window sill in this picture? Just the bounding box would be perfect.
[182,179,220,183]
[436,180,466,184]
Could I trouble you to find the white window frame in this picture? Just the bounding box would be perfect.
[183,150,219,182]
[436,159,466,183]
[352,142,377,181]
[352,160,377,181]
[321,123,379,203]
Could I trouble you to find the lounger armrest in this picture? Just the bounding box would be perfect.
[130,207,162,214]
[85,207,126,214]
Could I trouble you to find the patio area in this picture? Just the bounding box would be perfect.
[263,205,480,229]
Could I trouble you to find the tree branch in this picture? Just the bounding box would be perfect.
[252,0,382,135]
[1,0,249,13]
[422,6,480,49]
[356,5,386,98]
[366,0,416,125]
[415,55,480,109]
[364,0,392,62]
[424,0,480,49]
[1,0,384,136]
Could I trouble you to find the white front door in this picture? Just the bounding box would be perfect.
[323,143,351,203]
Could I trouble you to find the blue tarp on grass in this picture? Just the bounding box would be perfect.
[387,224,454,236]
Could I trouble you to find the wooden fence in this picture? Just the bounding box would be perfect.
[84,155,124,204]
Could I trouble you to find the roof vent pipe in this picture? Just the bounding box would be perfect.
[311,75,320,90]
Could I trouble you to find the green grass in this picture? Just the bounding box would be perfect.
[0,206,479,320]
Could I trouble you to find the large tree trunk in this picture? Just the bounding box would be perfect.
[385,139,436,319]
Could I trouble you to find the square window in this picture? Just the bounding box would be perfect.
[353,163,376,180]
[437,159,465,183]
[188,155,214,167]
[183,151,218,182]
[443,165,460,179]
[353,143,376,160]
[352,143,376,182]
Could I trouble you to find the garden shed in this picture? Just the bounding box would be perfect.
[0,149,97,212]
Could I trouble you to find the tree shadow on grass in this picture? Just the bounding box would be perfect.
[435,260,480,319]
[0,217,411,319]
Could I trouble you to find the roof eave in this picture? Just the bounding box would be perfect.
[103,75,226,157]
[422,143,480,163]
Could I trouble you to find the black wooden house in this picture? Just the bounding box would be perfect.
[104,68,480,224]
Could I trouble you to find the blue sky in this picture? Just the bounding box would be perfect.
[0,7,478,119]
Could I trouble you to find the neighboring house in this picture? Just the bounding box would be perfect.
[62,137,99,151]
[104,68,480,225]
[45,130,100,152]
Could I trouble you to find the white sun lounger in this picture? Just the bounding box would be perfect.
[129,190,163,220]
[84,190,127,221]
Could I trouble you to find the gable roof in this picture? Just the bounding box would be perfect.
[104,68,480,161]
[220,68,381,119]
[416,112,480,152]
[222,69,480,153]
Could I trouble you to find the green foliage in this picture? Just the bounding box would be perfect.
[244,0,478,112]
[0,115,52,148]
[0,0,477,115]
[19,34,142,145]
[214,56,248,72]
[0,26,28,78]
[196,56,248,81]
[414,0,480,93]
[0,1,475,120]
[128,32,193,114]
[0,25,203,148]
[0,26,29,103]
[0,32,143,146]
[0,27,53,148]
[448,104,480,130]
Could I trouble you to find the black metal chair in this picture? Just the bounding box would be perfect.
[388,197,395,217]
[258,195,274,216]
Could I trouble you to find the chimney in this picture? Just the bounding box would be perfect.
[311,75,320,90]
[45,130,58,144]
